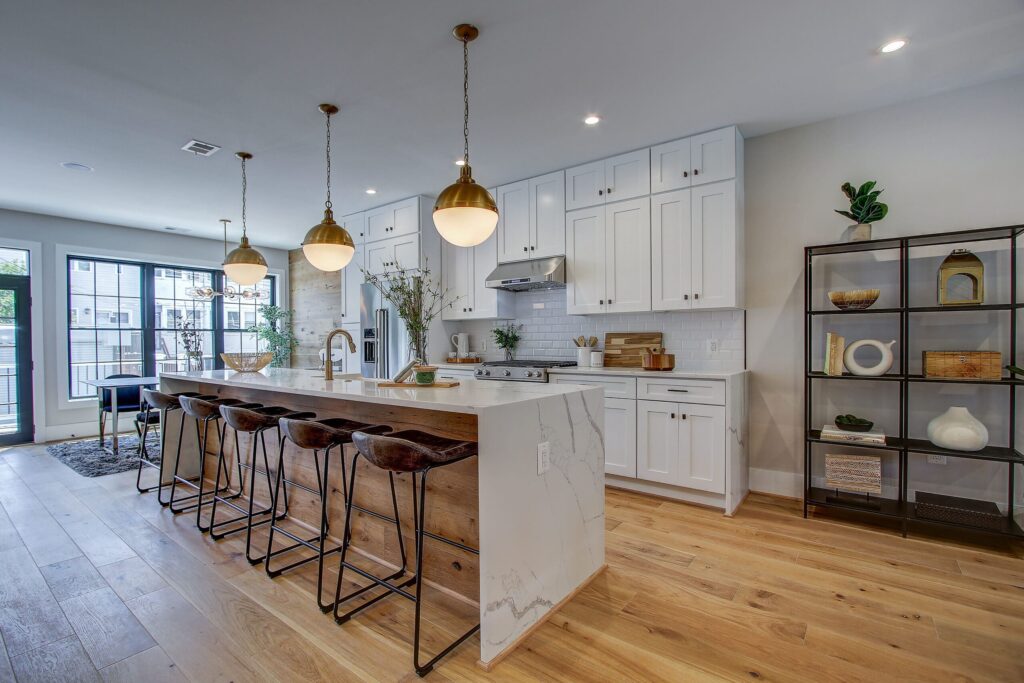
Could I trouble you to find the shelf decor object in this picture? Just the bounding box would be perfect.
[221,352,273,373]
[938,248,984,305]
[835,180,888,242]
[824,332,845,375]
[804,223,1023,539]
[834,414,874,432]
[843,339,896,376]
[825,454,882,495]
[923,350,1001,380]
[828,289,880,310]
[926,406,989,452]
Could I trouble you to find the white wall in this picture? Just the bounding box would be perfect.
[0,209,289,440]
[745,75,1024,497]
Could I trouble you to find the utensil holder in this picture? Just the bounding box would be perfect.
[576,347,591,367]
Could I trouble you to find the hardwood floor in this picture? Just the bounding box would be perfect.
[1,442,1022,682]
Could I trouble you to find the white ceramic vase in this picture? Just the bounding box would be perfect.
[926,406,989,452]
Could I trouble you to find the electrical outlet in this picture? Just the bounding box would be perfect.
[532,302,545,309]
[537,441,551,475]
[927,454,947,465]
[706,339,720,354]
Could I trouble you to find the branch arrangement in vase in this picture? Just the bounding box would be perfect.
[248,304,299,367]
[174,316,204,370]
[362,259,452,363]
[492,323,522,361]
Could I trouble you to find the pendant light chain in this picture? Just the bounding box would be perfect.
[325,111,333,209]
[462,37,470,166]
[240,156,248,237]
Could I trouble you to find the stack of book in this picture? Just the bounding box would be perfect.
[820,424,887,445]
[824,332,845,376]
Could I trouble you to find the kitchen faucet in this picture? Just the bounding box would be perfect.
[323,328,356,381]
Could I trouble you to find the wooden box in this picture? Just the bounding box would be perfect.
[825,454,882,495]
[922,351,1001,380]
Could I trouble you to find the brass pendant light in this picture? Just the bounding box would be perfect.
[433,24,498,247]
[302,104,355,272]
[222,152,269,286]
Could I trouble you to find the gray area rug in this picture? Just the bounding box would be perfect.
[47,433,161,477]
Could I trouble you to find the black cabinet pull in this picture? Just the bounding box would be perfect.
[462,308,466,312]
[599,299,604,305]
[683,171,688,178]
[598,189,604,196]
[683,294,689,300]
[607,187,613,194]
[693,169,699,176]
[530,245,535,250]
[608,299,613,304]
[523,246,528,252]
[670,413,675,419]
[667,389,689,393]
[680,414,687,420]
[694,293,699,300]
[468,307,473,312]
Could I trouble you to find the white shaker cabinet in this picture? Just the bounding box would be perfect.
[365,197,419,242]
[496,171,565,263]
[565,149,650,211]
[366,233,420,275]
[650,126,739,194]
[638,399,725,494]
[604,397,638,478]
[651,189,692,310]
[442,209,512,321]
[341,211,366,244]
[650,137,692,194]
[340,243,364,322]
[565,206,606,315]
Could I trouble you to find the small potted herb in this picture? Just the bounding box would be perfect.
[492,323,522,362]
[835,181,888,242]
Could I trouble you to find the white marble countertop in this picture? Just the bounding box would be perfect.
[547,366,747,379]
[161,368,599,414]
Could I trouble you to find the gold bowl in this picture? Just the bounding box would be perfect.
[220,352,273,373]
[828,289,880,310]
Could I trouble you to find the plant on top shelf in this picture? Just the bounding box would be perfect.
[362,259,451,363]
[249,304,298,368]
[835,180,888,242]
[492,323,522,362]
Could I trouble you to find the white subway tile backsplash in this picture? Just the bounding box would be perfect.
[444,289,745,371]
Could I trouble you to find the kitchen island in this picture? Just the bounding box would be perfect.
[158,368,605,668]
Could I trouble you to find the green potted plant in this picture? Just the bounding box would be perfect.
[362,260,450,363]
[835,180,888,242]
[492,323,522,362]
[249,305,299,368]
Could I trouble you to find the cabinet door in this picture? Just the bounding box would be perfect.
[604,149,650,202]
[676,402,725,493]
[637,400,678,484]
[341,211,366,244]
[650,138,691,194]
[604,398,637,478]
[651,189,692,311]
[690,127,736,185]
[341,244,364,322]
[565,159,605,211]
[605,198,651,314]
[365,241,392,275]
[529,171,565,258]
[365,205,391,242]
[690,180,736,309]
[565,207,606,315]
[441,238,472,321]
[496,181,530,262]
[340,322,361,375]
[390,197,420,238]
[470,227,499,318]
[392,233,420,272]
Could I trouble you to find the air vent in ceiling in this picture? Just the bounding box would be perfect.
[181,139,221,156]
[163,226,191,233]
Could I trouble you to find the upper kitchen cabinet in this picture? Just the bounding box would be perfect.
[565,149,650,211]
[566,197,651,315]
[496,171,565,263]
[340,243,365,322]
[442,200,513,321]
[365,196,420,242]
[341,211,366,244]
[650,126,741,194]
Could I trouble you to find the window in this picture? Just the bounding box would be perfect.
[68,257,144,399]
[0,248,29,276]
[65,256,275,400]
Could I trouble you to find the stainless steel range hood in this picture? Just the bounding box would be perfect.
[485,255,566,292]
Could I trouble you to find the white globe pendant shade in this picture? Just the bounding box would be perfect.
[302,241,355,272]
[222,236,268,286]
[432,165,498,247]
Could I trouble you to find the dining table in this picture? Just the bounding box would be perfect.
[81,375,160,455]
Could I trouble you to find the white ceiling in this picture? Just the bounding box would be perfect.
[2,0,1023,249]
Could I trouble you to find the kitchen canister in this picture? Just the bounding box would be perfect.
[576,347,591,367]
[590,350,605,367]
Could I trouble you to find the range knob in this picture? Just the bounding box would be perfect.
[483,370,491,376]
[474,369,483,376]
[502,369,512,377]
[526,370,537,378]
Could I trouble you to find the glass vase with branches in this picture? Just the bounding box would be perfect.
[174,316,204,371]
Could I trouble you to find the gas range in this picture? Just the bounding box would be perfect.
[473,360,577,382]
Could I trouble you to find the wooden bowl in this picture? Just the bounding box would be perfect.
[642,352,676,371]
[220,352,273,373]
[828,289,880,310]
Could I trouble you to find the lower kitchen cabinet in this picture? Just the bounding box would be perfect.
[637,400,725,494]
[604,398,637,478]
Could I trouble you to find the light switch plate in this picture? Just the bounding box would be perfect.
[706,339,720,354]
[533,302,545,309]
[927,454,947,465]
[537,441,551,475]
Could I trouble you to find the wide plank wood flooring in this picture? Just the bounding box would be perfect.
[1,442,1022,682]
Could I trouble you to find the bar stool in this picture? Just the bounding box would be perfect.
[335,429,480,677]
[266,417,395,612]
[137,389,214,502]
[169,395,262,519]
[206,404,316,563]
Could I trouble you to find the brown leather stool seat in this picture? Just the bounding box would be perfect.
[336,430,480,677]
[266,416,394,613]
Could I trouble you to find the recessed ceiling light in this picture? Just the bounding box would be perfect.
[454,159,466,166]
[583,115,601,126]
[880,39,907,54]
[60,162,93,172]
[365,188,377,195]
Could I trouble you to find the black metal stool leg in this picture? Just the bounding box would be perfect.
[199,420,230,532]
[135,407,161,494]
[208,427,274,542]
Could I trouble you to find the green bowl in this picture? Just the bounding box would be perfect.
[414,366,437,385]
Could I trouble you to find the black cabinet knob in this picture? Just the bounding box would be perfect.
[693,169,699,176]
[683,294,689,300]
[598,189,603,196]
[682,171,688,178]
[681,414,687,420]
[607,187,612,194]
[670,413,676,419]
[694,293,699,300]
[608,299,613,304]
[530,245,535,250]
[523,246,528,252]
[599,299,604,304]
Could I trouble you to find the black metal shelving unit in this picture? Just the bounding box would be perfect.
[803,224,1023,538]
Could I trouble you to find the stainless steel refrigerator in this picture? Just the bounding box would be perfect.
[359,282,410,379]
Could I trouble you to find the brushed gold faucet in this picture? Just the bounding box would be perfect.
[323,328,356,381]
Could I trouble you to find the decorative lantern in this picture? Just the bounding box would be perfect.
[937,249,983,306]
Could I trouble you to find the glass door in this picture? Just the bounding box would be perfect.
[0,275,33,445]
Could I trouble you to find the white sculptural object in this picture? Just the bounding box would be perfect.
[926,406,989,452]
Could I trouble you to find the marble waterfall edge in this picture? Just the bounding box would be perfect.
[476,387,605,664]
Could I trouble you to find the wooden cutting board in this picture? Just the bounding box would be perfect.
[603,332,663,367]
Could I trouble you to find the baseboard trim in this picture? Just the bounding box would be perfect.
[476,563,608,672]
[749,467,802,499]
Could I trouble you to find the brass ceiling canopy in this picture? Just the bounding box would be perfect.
[302,104,356,272]
[433,23,499,248]
[222,152,269,287]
